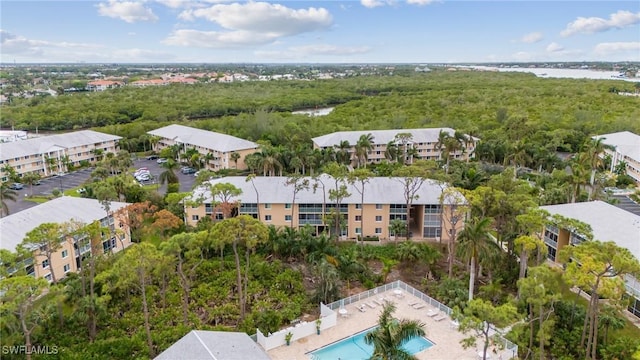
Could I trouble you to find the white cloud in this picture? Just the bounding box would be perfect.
[520,32,543,44]
[97,0,158,23]
[172,2,332,47]
[0,29,100,57]
[406,0,437,6]
[360,0,397,8]
[511,51,533,61]
[594,41,640,55]
[546,42,564,52]
[561,10,640,36]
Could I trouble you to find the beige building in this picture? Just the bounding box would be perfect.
[0,130,121,181]
[540,201,640,319]
[311,128,478,167]
[0,197,132,282]
[147,124,259,171]
[593,131,640,185]
[186,175,464,241]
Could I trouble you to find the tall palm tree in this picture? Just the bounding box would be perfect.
[1,182,17,217]
[384,141,399,162]
[364,301,426,360]
[435,130,449,161]
[457,217,498,301]
[583,138,607,200]
[159,159,179,186]
[334,140,352,166]
[355,133,374,168]
[230,152,241,169]
[394,133,413,165]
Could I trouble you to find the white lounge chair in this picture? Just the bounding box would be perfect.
[373,299,383,306]
[408,300,420,306]
[413,303,426,310]
[355,305,366,313]
[434,314,448,322]
[426,309,439,317]
[366,302,376,309]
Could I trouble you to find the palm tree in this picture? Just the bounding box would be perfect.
[230,152,241,169]
[334,140,352,166]
[159,159,179,186]
[355,133,374,168]
[394,133,413,165]
[583,138,607,200]
[364,301,426,360]
[384,141,399,162]
[22,172,41,197]
[1,182,17,217]
[457,217,498,301]
[435,130,449,161]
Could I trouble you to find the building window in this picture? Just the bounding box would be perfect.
[61,250,68,258]
[63,264,71,273]
[285,203,292,209]
[355,204,362,209]
[355,227,362,235]
[375,215,382,222]
[375,228,382,234]
[44,274,52,282]
[285,215,292,222]
[192,215,200,221]
[42,259,50,268]
[264,203,272,209]
[265,215,272,221]
[375,204,383,210]
[355,215,362,222]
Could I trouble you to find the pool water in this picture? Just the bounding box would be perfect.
[309,327,433,360]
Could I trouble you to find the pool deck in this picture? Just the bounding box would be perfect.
[268,290,504,360]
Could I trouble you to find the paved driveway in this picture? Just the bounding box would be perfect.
[4,159,199,216]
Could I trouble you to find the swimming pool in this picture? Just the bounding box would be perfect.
[308,327,433,360]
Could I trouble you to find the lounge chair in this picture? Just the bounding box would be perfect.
[355,305,366,313]
[434,314,448,322]
[413,303,426,310]
[408,300,420,307]
[366,302,376,309]
[426,309,439,317]
[373,299,383,306]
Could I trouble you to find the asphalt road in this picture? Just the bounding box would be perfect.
[5,158,198,216]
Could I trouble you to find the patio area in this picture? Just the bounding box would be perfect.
[266,282,517,360]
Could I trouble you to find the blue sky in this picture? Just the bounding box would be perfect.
[1,1,639,63]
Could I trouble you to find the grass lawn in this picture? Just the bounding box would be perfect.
[24,196,51,204]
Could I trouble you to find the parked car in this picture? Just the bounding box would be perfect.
[33,179,41,185]
[157,158,168,164]
[146,155,159,160]
[181,167,196,174]
[9,183,24,190]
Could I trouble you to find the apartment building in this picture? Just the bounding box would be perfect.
[0,130,121,181]
[311,128,478,167]
[0,197,132,282]
[540,201,640,319]
[147,124,259,171]
[593,131,640,185]
[186,175,463,241]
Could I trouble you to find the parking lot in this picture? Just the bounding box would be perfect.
[5,158,199,216]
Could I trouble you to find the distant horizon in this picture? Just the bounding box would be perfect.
[1,61,638,66]
[2,1,639,63]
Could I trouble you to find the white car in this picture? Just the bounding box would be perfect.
[157,158,168,164]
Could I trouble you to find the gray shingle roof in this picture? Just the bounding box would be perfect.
[147,125,258,153]
[191,175,458,206]
[593,131,640,162]
[0,130,121,161]
[0,197,129,252]
[155,330,270,360]
[540,200,640,260]
[312,128,467,148]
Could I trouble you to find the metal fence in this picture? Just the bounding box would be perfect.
[326,280,519,359]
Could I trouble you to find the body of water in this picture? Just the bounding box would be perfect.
[292,107,334,116]
[466,66,639,82]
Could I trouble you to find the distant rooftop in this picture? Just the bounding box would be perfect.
[0,197,129,252]
[540,200,640,260]
[155,330,270,360]
[0,130,121,161]
[312,128,476,148]
[191,175,458,206]
[593,131,640,161]
[148,124,258,153]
